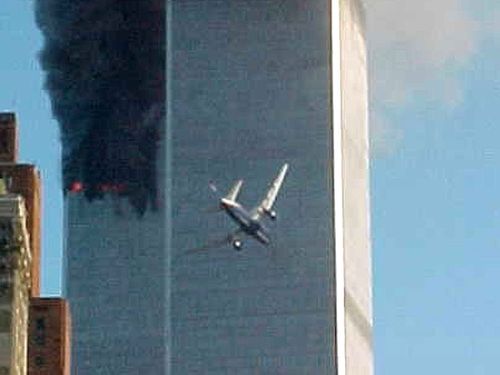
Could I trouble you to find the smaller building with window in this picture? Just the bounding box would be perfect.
[0,194,33,375]
[28,298,71,375]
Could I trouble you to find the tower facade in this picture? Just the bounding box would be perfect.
[61,0,371,373]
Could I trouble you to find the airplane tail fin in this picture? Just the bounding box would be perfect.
[224,179,243,202]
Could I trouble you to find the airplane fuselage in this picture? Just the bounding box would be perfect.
[220,198,270,245]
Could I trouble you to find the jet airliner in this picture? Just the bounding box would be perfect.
[209,163,289,250]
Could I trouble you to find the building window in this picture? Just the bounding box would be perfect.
[36,317,45,330]
[35,334,45,346]
[35,355,44,367]
[0,310,10,332]
[0,130,8,154]
[34,317,46,346]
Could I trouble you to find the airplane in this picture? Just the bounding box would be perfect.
[209,163,289,251]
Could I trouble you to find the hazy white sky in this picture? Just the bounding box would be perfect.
[367,0,500,154]
[367,1,500,373]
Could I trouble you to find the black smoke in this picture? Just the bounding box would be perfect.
[35,0,165,215]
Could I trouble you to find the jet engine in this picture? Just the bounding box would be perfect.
[233,239,243,251]
[265,209,277,220]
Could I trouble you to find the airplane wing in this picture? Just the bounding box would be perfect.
[224,179,243,202]
[252,163,288,219]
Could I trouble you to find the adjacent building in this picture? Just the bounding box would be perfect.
[0,113,41,297]
[0,112,71,375]
[62,0,372,373]
[0,112,40,375]
[27,298,71,375]
[0,187,33,375]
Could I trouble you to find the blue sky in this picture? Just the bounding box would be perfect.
[367,0,500,373]
[0,1,499,374]
[0,1,62,294]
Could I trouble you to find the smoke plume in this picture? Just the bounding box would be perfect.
[35,0,165,215]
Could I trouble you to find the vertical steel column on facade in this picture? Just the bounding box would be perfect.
[335,0,373,374]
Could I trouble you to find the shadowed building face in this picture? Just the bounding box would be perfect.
[169,0,337,373]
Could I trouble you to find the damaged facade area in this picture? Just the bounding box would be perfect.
[35,0,166,215]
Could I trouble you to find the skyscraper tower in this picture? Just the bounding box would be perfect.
[37,0,372,373]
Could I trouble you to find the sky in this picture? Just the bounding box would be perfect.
[366,0,500,373]
[0,1,499,374]
[0,1,62,294]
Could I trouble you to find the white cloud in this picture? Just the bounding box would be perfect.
[365,0,478,107]
[480,7,500,42]
[363,0,486,156]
